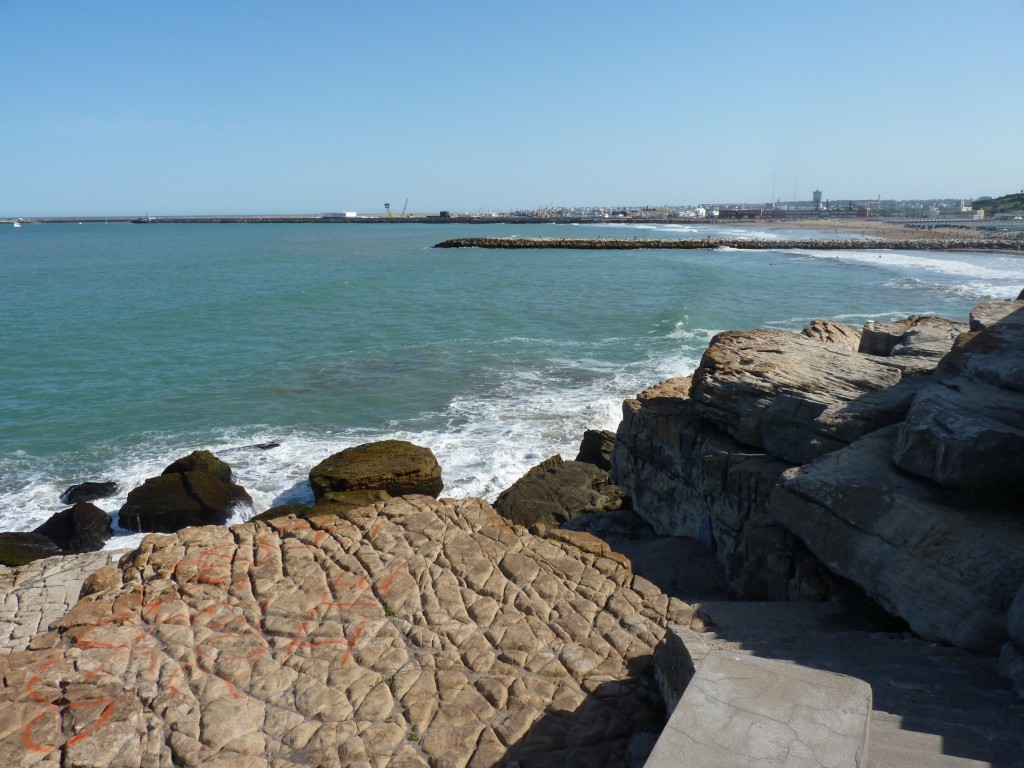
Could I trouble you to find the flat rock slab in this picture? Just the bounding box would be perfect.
[0,550,125,653]
[645,651,871,768]
[0,496,692,768]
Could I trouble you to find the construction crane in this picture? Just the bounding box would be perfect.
[401,198,408,217]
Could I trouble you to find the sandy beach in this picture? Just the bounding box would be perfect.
[724,217,982,241]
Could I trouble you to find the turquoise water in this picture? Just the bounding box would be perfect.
[2,221,1022,540]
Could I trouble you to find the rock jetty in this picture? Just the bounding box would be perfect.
[434,236,1024,252]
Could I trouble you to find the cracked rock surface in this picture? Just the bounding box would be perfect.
[0,551,122,654]
[0,495,691,767]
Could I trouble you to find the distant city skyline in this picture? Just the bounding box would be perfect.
[2,1,1022,217]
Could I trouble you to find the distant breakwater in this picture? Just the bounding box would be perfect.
[434,237,1024,253]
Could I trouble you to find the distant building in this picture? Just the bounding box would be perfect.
[813,190,823,209]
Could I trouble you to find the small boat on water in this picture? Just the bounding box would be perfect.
[12,219,21,228]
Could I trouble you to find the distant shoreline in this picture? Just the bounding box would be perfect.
[4,214,1015,242]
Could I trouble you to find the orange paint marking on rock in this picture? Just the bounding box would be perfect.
[21,709,59,753]
[64,699,116,747]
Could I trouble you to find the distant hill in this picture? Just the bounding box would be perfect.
[973,193,1024,215]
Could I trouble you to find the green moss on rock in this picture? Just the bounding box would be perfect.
[0,532,63,566]
[309,440,443,500]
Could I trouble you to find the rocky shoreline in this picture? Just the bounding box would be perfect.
[434,236,1024,252]
[2,292,1024,766]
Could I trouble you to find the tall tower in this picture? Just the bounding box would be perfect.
[813,190,823,210]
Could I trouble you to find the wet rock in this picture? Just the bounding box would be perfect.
[249,503,311,524]
[494,455,626,530]
[163,449,234,483]
[33,502,112,553]
[1000,585,1024,698]
[0,532,63,566]
[119,470,252,533]
[59,480,118,505]
[309,440,443,500]
[575,429,616,470]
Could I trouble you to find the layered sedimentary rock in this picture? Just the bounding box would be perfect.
[772,425,1024,652]
[858,314,967,374]
[0,495,691,767]
[614,300,1024,659]
[611,378,845,601]
[688,328,916,464]
[892,300,1024,492]
[800,319,861,351]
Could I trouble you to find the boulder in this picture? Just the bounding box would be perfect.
[493,455,626,530]
[893,300,1024,495]
[59,480,118,505]
[772,425,1024,652]
[800,319,861,351]
[119,470,252,533]
[33,502,112,553]
[575,429,616,470]
[162,449,233,483]
[0,532,62,566]
[689,328,916,464]
[309,439,443,500]
[0,496,694,767]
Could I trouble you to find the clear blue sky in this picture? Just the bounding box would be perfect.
[2,0,1021,216]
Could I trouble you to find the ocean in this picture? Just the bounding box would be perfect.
[2,221,1022,548]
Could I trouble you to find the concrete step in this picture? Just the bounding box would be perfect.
[646,650,872,768]
[664,601,1024,768]
[869,711,1021,768]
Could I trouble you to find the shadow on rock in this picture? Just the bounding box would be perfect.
[496,655,665,768]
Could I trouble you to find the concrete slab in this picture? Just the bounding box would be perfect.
[645,651,872,768]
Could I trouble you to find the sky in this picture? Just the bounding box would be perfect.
[2,0,1022,216]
